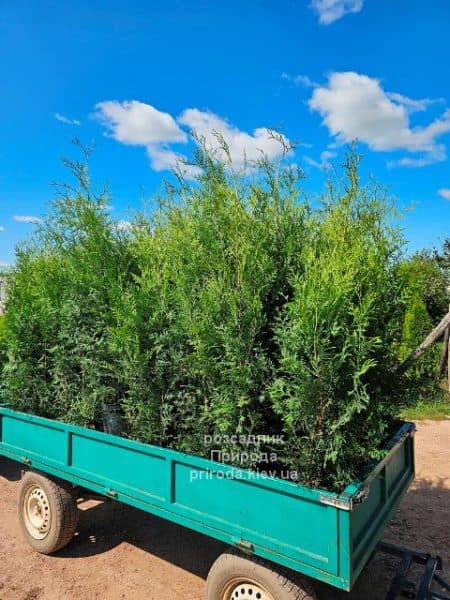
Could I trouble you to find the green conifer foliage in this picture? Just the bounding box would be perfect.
[1,147,414,491]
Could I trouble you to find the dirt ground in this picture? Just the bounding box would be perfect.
[0,420,448,600]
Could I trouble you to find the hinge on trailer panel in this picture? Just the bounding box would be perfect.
[352,487,369,505]
[233,538,254,553]
[320,487,369,510]
[319,494,352,511]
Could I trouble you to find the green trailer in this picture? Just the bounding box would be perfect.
[0,406,447,599]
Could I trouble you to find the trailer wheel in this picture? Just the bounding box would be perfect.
[206,551,317,600]
[18,471,78,554]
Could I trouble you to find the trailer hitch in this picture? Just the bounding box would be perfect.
[378,542,450,600]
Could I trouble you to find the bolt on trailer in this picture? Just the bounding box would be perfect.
[0,406,448,600]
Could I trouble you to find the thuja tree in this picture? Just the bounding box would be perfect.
[2,154,137,426]
[270,154,406,490]
[112,152,309,460]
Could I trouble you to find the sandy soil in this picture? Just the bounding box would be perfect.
[0,420,448,600]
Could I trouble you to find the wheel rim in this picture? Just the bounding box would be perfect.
[22,484,51,540]
[222,578,275,600]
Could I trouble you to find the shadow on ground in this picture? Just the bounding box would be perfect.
[0,456,22,482]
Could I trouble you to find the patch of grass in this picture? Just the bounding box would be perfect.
[401,396,450,420]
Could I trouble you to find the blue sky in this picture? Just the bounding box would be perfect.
[1,0,449,265]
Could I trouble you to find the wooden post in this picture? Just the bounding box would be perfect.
[447,292,450,398]
[437,326,449,381]
[447,298,450,398]
[398,310,450,375]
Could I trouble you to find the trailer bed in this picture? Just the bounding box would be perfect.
[0,407,415,591]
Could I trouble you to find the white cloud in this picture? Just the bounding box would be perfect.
[95,100,291,174]
[55,113,81,126]
[145,145,202,178]
[95,100,189,172]
[303,149,337,169]
[386,93,442,114]
[310,0,364,24]
[13,215,43,225]
[95,100,186,146]
[282,72,318,88]
[321,150,337,162]
[388,150,446,168]
[438,188,450,200]
[303,156,321,168]
[178,108,290,168]
[116,220,133,232]
[0,226,4,232]
[146,145,185,171]
[309,71,450,166]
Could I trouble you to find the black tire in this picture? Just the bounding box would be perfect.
[206,551,318,600]
[17,470,78,554]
